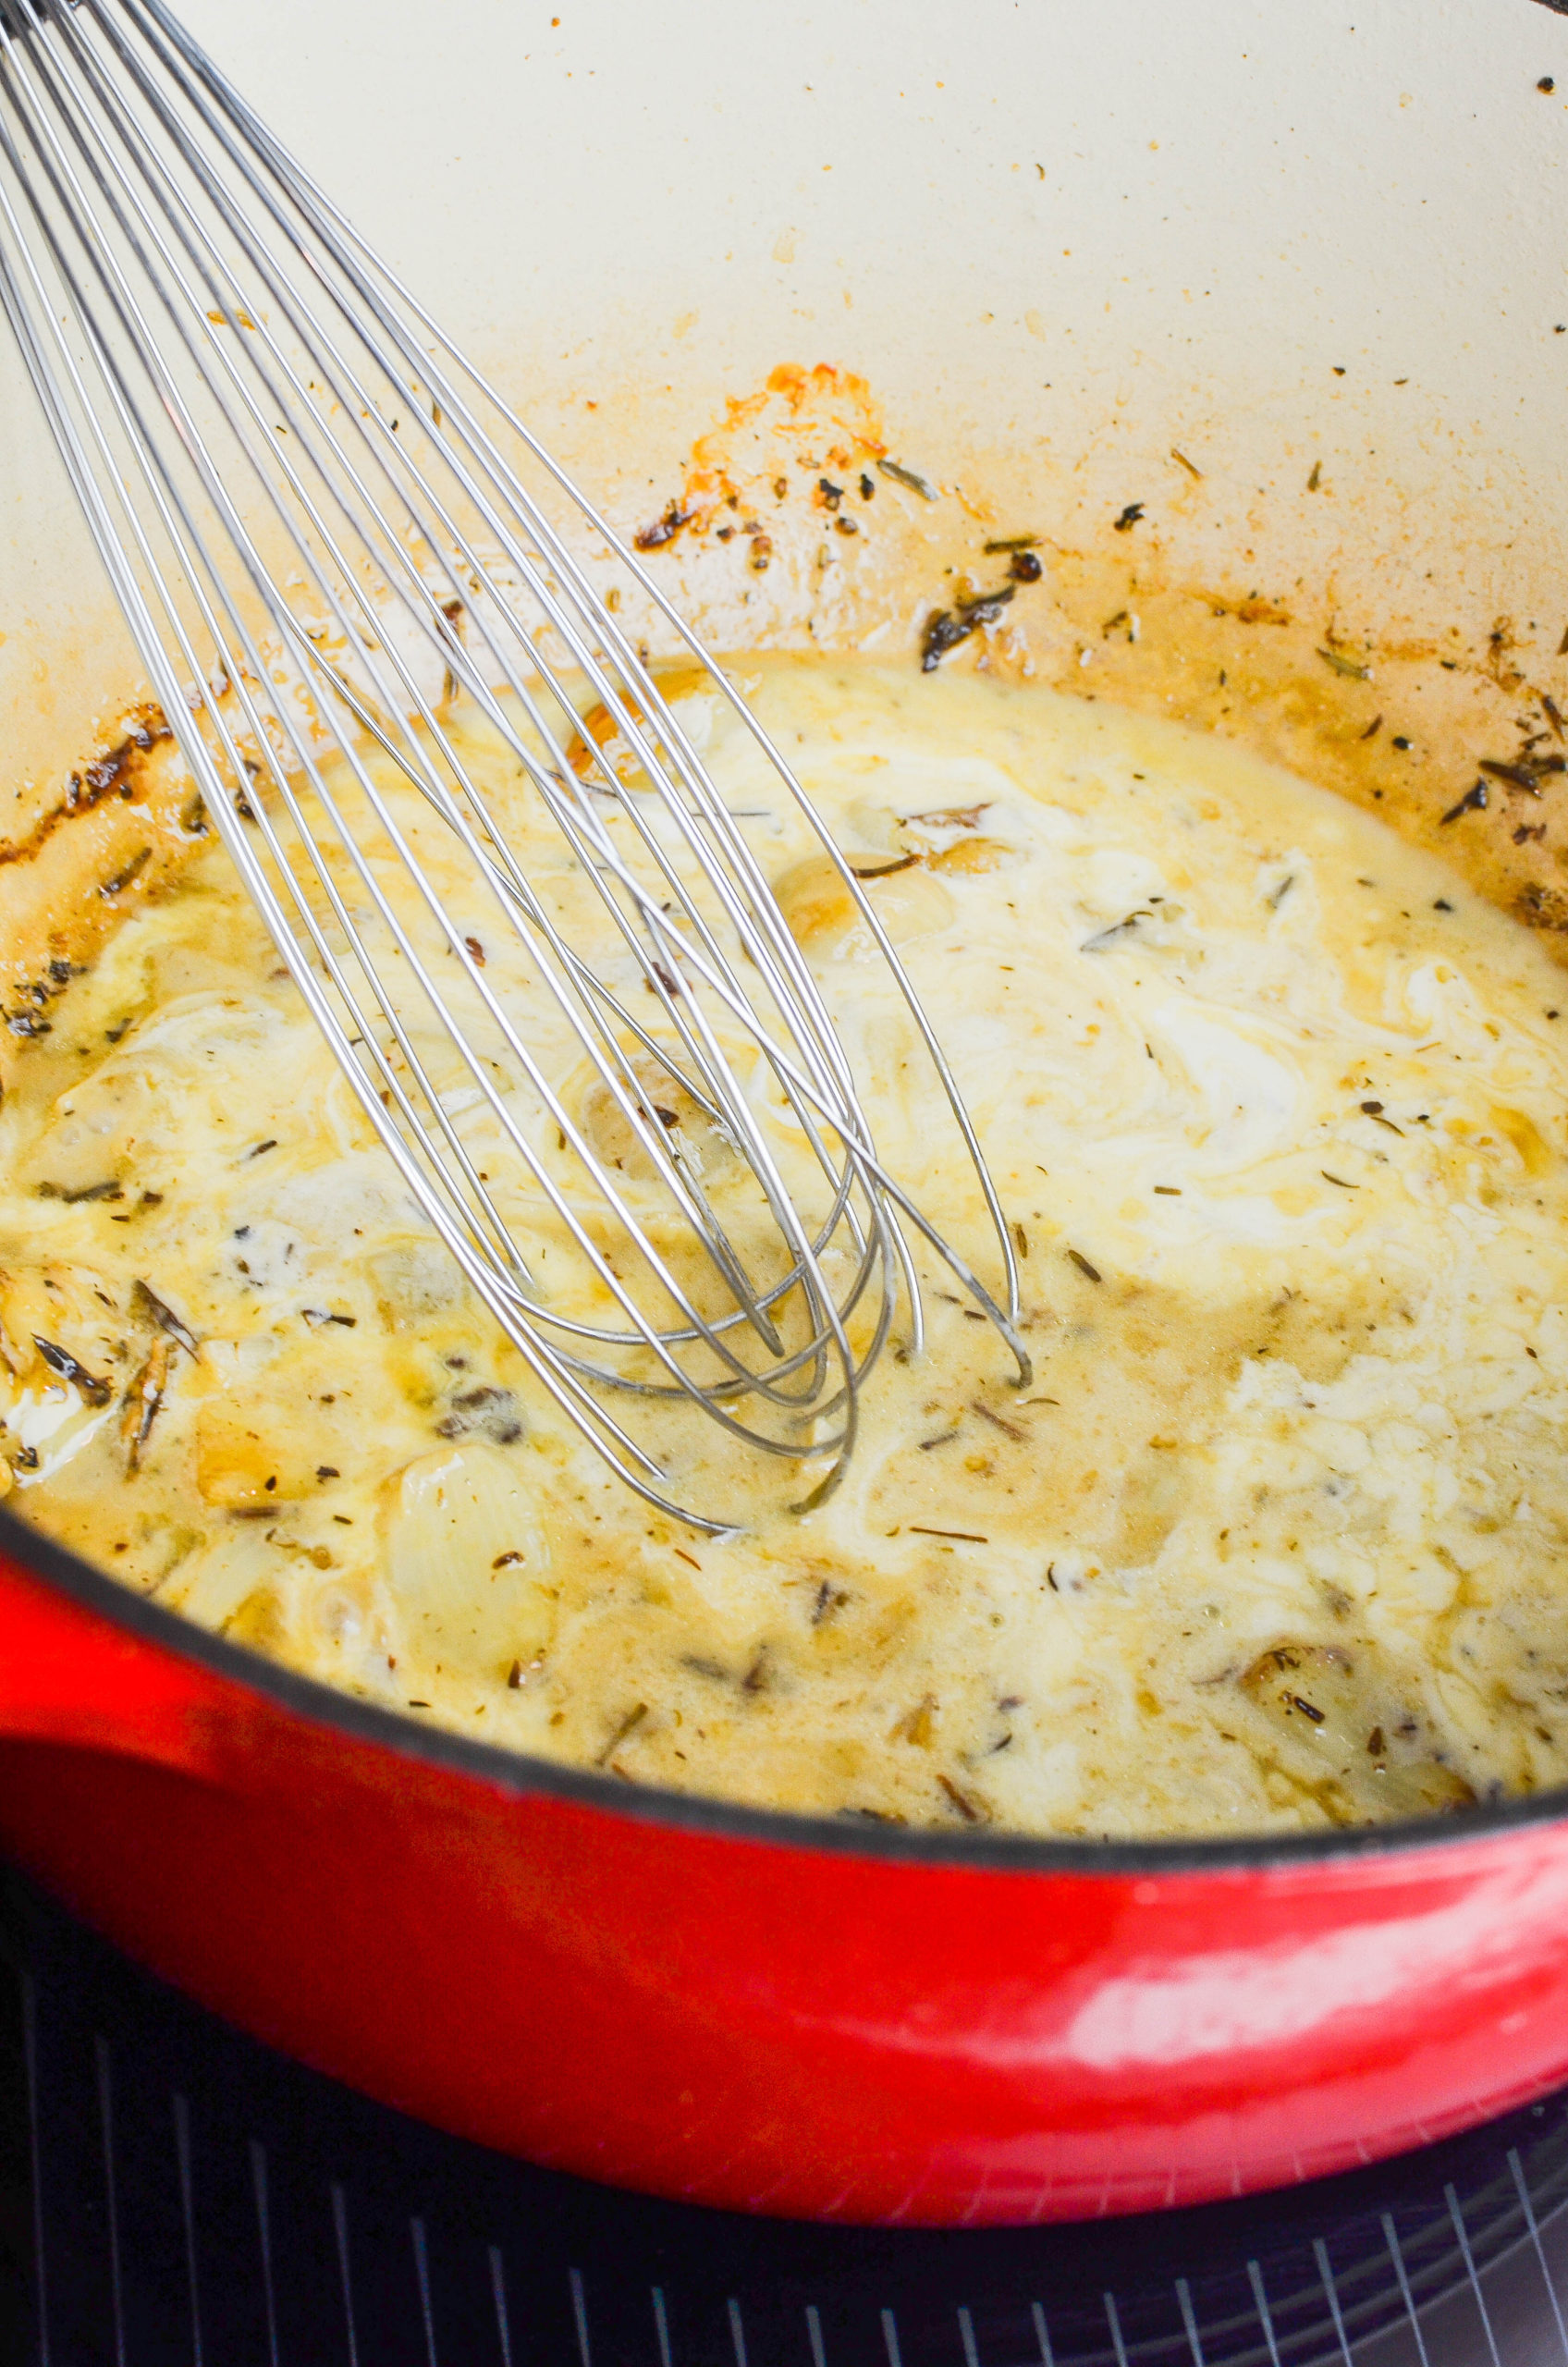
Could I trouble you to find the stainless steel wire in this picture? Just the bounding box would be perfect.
[0,0,1028,1531]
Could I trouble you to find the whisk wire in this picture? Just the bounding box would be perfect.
[51,0,915,1360]
[6,4,853,1388]
[0,0,1028,1531]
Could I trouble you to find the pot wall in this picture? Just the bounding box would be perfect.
[6,0,1568,784]
[8,1533,1568,2223]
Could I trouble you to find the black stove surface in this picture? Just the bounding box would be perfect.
[4,1865,1568,2367]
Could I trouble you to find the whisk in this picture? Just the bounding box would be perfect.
[0,0,1027,1532]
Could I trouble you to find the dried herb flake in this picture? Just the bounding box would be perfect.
[1317,645,1372,681]
[920,584,1017,670]
[32,1335,112,1404]
[632,503,694,551]
[877,458,939,500]
[1440,781,1489,825]
[133,1279,199,1356]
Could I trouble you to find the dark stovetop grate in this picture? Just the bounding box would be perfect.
[6,1868,1568,2367]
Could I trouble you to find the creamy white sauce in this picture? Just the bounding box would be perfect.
[6,656,1568,1837]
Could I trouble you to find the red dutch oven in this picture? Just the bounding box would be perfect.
[6,1500,1568,2226]
[5,0,1568,2239]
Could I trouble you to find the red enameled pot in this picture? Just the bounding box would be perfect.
[7,0,1568,2230]
[8,1502,1568,2226]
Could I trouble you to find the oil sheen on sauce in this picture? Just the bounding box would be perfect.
[6,656,1568,1838]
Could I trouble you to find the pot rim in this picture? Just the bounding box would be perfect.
[6,1500,1564,1876]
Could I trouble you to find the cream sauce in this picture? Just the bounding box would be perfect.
[6,657,1568,1836]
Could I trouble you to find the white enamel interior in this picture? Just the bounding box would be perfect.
[2,0,1566,791]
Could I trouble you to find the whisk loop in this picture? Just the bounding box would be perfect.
[0,0,1027,1531]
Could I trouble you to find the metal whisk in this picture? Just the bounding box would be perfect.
[0,0,1027,1531]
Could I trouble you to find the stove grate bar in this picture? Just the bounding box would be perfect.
[411,2214,439,2367]
[571,2261,594,2367]
[251,2136,282,2367]
[1507,2147,1568,2364]
[92,2035,126,2367]
[1243,2261,1280,2367]
[488,2242,514,2367]
[1313,2238,1355,2367]
[1444,2182,1501,2367]
[1381,2214,1433,2367]
[173,2091,204,2367]
[19,1971,49,2367]
[332,2177,361,2367]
